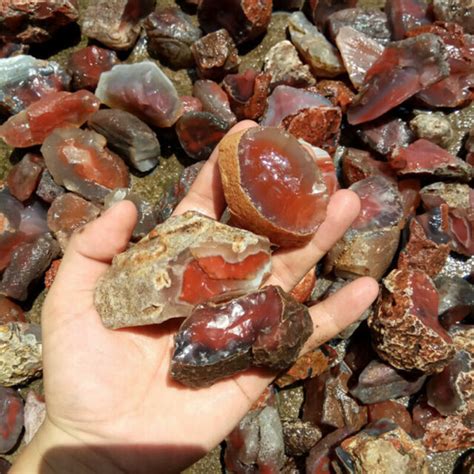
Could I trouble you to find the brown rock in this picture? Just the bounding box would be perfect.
[367,401,413,434]
[282,419,322,456]
[289,268,316,303]
[0,296,26,324]
[7,154,45,202]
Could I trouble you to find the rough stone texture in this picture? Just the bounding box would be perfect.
[0,386,23,453]
[350,359,427,404]
[191,29,240,81]
[386,0,431,40]
[336,420,429,473]
[436,276,474,327]
[282,419,322,456]
[0,323,42,387]
[420,182,473,211]
[95,211,271,329]
[367,401,413,434]
[23,390,46,445]
[171,286,313,388]
[44,259,61,289]
[277,386,304,420]
[7,154,45,202]
[410,112,454,148]
[35,170,65,204]
[313,80,355,113]
[288,267,316,303]
[263,40,316,89]
[81,0,155,50]
[369,269,455,374]
[0,233,60,301]
[433,0,474,34]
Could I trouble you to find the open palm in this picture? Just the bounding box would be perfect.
[14,121,379,473]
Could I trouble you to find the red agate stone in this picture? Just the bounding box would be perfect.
[82,0,155,50]
[0,91,100,148]
[0,387,23,454]
[386,0,431,40]
[304,143,339,196]
[191,29,240,81]
[390,139,473,182]
[7,154,45,202]
[95,212,272,328]
[289,268,317,303]
[176,112,228,161]
[420,182,473,210]
[197,0,272,45]
[180,96,202,114]
[308,0,357,30]
[445,207,474,256]
[398,178,421,221]
[0,0,79,43]
[67,46,119,91]
[44,259,61,289]
[369,269,455,373]
[41,128,130,203]
[171,286,313,387]
[95,62,183,128]
[335,27,384,90]
[313,80,355,113]
[222,70,271,121]
[367,401,413,434]
[192,80,236,127]
[347,34,450,125]
[218,126,329,247]
[0,297,26,324]
[437,277,473,328]
[47,193,100,249]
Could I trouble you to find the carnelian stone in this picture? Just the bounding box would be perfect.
[7,154,44,202]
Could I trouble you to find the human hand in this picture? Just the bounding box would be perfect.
[12,121,379,473]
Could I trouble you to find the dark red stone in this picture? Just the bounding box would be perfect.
[313,80,355,113]
[0,0,79,43]
[192,80,236,127]
[67,46,119,91]
[289,268,316,303]
[0,297,26,324]
[191,29,240,81]
[0,387,23,454]
[347,34,450,125]
[0,90,101,148]
[222,70,271,121]
[145,7,202,69]
[180,96,202,114]
[386,0,431,40]
[171,286,313,388]
[176,112,228,161]
[198,0,272,45]
[7,154,45,202]
[44,259,61,289]
[398,178,421,221]
[309,0,357,30]
[445,207,474,256]
[437,277,473,328]
[367,401,413,433]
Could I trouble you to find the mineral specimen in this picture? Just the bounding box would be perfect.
[385,0,431,40]
[171,286,313,387]
[288,12,344,78]
[104,189,157,240]
[436,276,474,327]
[23,391,45,445]
[335,27,384,90]
[350,359,427,404]
[81,0,155,50]
[433,0,474,34]
[326,176,403,280]
[313,80,355,113]
[41,128,130,203]
[95,211,272,329]
[222,70,271,121]
[328,8,391,44]
[95,62,182,128]
[420,182,473,210]
[390,139,473,182]
[369,269,455,373]
[397,218,450,277]
[145,7,202,69]
[176,112,228,161]
[0,323,42,386]
[0,297,25,324]
[308,0,357,30]
[180,95,202,114]
[88,109,160,173]
[0,90,100,148]
[0,55,70,115]
[282,419,322,456]
[0,233,60,301]
[263,40,316,89]
[47,193,100,250]
[35,170,65,204]
[0,386,23,453]
[218,126,329,247]
[44,259,61,289]
[358,117,413,157]
[0,0,79,43]
[7,154,45,202]
[336,420,429,473]
[289,267,317,303]
[197,0,272,45]
[347,34,450,125]
[191,29,240,81]
[367,401,413,434]
[67,46,119,91]
[410,112,454,148]
[192,80,236,127]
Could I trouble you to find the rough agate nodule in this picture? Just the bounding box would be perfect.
[94,212,272,329]
[218,127,329,247]
[171,286,313,388]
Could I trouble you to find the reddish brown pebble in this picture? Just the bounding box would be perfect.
[7,154,44,202]
[67,46,119,91]
[289,268,316,303]
[369,269,455,373]
[180,96,202,114]
[313,80,355,113]
[398,218,450,277]
[367,401,413,434]
[191,29,240,81]
[309,0,357,30]
[386,0,431,40]
[0,386,23,454]
[44,259,61,289]
[192,80,236,127]
[0,296,26,324]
